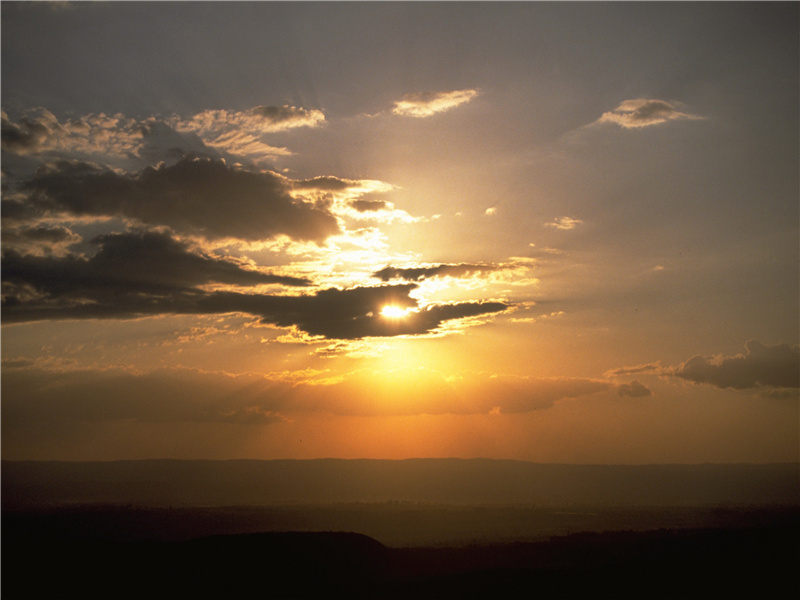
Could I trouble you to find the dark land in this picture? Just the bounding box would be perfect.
[3,459,799,599]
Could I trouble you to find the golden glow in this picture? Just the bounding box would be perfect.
[380,305,412,319]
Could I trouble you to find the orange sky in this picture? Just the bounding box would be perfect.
[2,2,798,462]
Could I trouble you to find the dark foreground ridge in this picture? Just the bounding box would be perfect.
[4,517,799,599]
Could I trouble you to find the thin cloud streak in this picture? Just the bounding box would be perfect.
[392,89,479,118]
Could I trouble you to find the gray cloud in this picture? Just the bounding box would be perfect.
[22,156,340,242]
[670,341,799,390]
[350,199,388,213]
[1,110,51,153]
[2,241,509,338]
[373,263,503,282]
[617,380,652,398]
[2,229,310,319]
[610,341,800,391]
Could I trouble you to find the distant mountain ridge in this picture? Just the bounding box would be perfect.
[3,459,798,509]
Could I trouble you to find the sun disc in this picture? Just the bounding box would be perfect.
[381,305,410,319]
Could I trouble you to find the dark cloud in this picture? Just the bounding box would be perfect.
[671,341,799,390]
[23,156,340,242]
[2,242,509,338]
[2,230,310,320]
[292,176,353,191]
[0,224,82,257]
[18,225,76,244]
[1,111,50,153]
[609,341,800,391]
[202,286,510,340]
[617,380,652,398]
[351,199,388,212]
[373,263,502,282]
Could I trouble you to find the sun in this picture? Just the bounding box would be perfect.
[380,305,411,319]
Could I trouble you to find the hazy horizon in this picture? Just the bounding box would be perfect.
[2,2,798,465]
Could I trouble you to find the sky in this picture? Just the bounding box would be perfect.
[2,1,798,463]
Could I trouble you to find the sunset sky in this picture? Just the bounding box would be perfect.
[2,1,798,463]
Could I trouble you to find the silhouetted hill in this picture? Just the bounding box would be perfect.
[4,459,798,508]
[4,518,798,599]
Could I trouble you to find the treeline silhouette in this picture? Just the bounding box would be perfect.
[4,516,799,599]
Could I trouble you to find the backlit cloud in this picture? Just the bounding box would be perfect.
[392,89,479,118]
[2,241,510,338]
[545,216,582,230]
[172,105,324,159]
[595,98,703,129]
[373,263,504,282]
[17,156,340,242]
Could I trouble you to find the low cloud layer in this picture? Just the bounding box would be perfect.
[595,99,703,129]
[392,89,479,118]
[2,366,611,426]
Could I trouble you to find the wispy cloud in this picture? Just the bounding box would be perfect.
[392,89,479,118]
[594,98,704,129]
[545,216,582,230]
[172,106,325,160]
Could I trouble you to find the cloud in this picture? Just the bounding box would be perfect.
[594,98,704,129]
[2,230,310,313]
[172,106,324,159]
[670,341,800,390]
[0,225,82,257]
[1,109,210,167]
[350,199,388,213]
[610,341,800,391]
[20,156,340,242]
[1,105,323,170]
[1,367,289,426]
[392,89,479,118]
[2,366,610,428]
[373,263,503,282]
[606,363,662,377]
[545,216,582,230]
[617,380,652,398]
[2,245,509,338]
